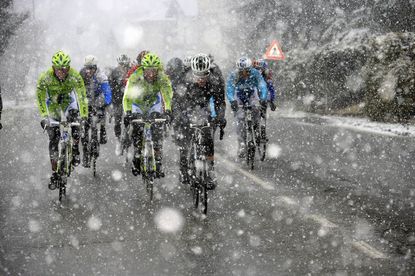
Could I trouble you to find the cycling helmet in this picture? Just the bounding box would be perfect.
[253,58,268,70]
[117,54,131,66]
[183,56,192,68]
[141,52,161,69]
[84,55,98,67]
[165,57,185,76]
[236,57,252,70]
[52,50,71,68]
[191,53,211,76]
[136,50,149,65]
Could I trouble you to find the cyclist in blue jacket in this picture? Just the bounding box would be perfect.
[80,55,112,167]
[253,58,277,141]
[227,57,268,158]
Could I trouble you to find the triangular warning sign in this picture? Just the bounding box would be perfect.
[264,40,285,61]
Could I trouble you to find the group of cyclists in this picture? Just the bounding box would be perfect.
[35,49,277,191]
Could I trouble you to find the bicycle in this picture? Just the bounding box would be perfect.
[187,122,211,214]
[131,117,166,201]
[48,120,80,201]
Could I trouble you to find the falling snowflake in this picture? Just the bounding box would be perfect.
[154,207,184,234]
[87,216,102,231]
[111,170,123,181]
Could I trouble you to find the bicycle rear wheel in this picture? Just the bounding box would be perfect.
[59,177,67,202]
[247,142,255,170]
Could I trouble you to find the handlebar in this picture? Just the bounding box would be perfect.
[131,118,167,124]
[189,122,211,129]
[49,121,81,127]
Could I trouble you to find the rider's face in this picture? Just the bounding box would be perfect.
[85,66,97,78]
[53,66,70,81]
[240,69,250,79]
[143,68,158,83]
[194,74,209,87]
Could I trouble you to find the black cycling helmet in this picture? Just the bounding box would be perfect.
[165,57,185,77]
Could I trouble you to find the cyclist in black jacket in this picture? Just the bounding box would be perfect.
[174,53,226,190]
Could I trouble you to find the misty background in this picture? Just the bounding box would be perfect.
[2,0,415,121]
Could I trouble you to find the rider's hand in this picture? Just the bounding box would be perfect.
[164,110,172,125]
[0,122,2,130]
[218,117,227,129]
[270,101,277,111]
[40,118,49,130]
[260,100,267,113]
[230,101,238,112]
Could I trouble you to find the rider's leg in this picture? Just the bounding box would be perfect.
[204,127,217,190]
[151,112,165,178]
[131,118,143,176]
[81,114,91,167]
[47,126,60,189]
[99,108,107,144]
[68,109,81,166]
[178,126,191,184]
[235,109,246,157]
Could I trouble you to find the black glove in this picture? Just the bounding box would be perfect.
[270,101,276,111]
[0,122,2,130]
[40,118,49,130]
[260,100,267,112]
[230,101,238,112]
[124,111,132,126]
[164,110,172,124]
[218,117,227,129]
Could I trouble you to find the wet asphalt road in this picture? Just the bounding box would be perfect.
[1,106,415,275]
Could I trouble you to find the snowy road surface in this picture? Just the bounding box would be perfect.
[1,107,414,275]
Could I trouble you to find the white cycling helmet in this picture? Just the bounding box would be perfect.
[183,55,193,68]
[236,57,252,70]
[84,55,98,67]
[191,53,211,76]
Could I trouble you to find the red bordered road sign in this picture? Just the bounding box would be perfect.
[263,40,285,61]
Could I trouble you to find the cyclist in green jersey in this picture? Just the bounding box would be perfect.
[36,50,88,188]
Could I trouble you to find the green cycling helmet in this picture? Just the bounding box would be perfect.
[141,53,161,69]
[52,50,71,68]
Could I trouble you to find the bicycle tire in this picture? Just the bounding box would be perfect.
[92,156,97,177]
[202,161,208,214]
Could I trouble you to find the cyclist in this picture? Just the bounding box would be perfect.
[79,55,112,167]
[165,57,189,144]
[109,54,131,154]
[123,52,173,178]
[183,56,193,70]
[205,53,227,137]
[36,50,88,189]
[226,57,268,158]
[177,53,226,189]
[122,50,149,86]
[253,58,277,141]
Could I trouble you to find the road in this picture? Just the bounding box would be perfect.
[1,106,414,275]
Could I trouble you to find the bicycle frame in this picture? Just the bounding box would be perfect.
[188,122,211,214]
[49,120,80,201]
[131,117,166,201]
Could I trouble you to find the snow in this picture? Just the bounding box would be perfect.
[111,170,123,181]
[28,219,41,233]
[154,207,184,234]
[267,144,282,159]
[191,246,203,255]
[87,216,103,231]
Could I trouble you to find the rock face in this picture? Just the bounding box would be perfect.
[233,0,415,121]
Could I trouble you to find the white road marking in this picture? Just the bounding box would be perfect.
[216,154,274,190]
[306,214,338,228]
[352,241,388,259]
[217,154,389,259]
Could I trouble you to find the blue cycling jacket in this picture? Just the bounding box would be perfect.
[226,68,268,104]
[81,67,112,107]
